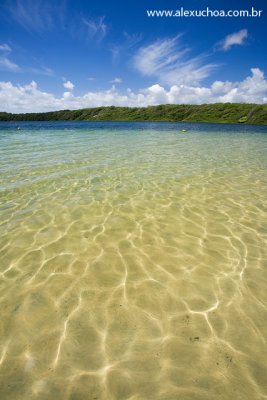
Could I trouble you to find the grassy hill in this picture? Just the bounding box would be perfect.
[0,103,267,124]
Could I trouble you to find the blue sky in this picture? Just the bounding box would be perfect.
[0,0,266,112]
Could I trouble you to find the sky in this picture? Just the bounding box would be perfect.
[0,0,267,112]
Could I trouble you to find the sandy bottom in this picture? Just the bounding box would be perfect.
[0,125,267,399]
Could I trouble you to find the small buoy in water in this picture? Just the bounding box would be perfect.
[181,129,188,133]
[17,127,21,130]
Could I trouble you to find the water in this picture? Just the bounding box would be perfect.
[0,121,267,400]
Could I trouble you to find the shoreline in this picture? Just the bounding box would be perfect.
[1,120,267,127]
[1,103,267,125]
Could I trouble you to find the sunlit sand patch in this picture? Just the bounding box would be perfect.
[31,379,47,396]
[23,351,35,372]
[0,341,9,366]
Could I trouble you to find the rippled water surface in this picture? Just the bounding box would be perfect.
[1,121,267,400]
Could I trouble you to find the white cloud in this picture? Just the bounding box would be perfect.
[0,69,266,113]
[216,68,267,103]
[29,66,54,76]
[134,36,216,86]
[110,78,122,84]
[0,43,11,52]
[0,42,53,75]
[217,29,248,51]
[0,43,20,72]
[0,57,52,74]
[0,58,20,72]
[4,0,66,32]
[63,91,73,99]
[82,16,107,41]
[63,80,75,90]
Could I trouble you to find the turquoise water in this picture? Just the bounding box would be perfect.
[0,121,267,400]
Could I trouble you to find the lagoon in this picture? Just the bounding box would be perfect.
[0,121,267,399]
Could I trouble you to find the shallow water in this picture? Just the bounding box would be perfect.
[0,121,267,400]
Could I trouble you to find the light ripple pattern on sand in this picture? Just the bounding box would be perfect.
[0,121,267,400]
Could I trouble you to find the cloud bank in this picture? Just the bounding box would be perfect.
[0,68,266,113]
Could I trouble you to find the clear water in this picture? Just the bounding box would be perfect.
[0,121,267,400]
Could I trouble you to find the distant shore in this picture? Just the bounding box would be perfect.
[1,103,267,124]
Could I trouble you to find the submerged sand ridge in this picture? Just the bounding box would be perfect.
[0,123,267,399]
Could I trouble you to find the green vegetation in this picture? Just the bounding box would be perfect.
[0,103,267,124]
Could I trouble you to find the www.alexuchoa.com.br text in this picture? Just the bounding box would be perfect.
[146,7,263,18]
